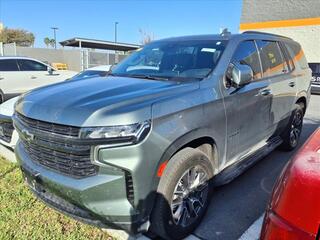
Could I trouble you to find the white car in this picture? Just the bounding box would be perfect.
[68,65,112,81]
[0,65,111,162]
[0,96,18,162]
[0,57,77,103]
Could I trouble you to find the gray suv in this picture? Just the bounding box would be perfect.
[14,32,311,239]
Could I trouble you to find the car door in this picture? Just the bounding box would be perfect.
[17,59,73,88]
[17,59,53,91]
[256,40,296,133]
[0,59,25,99]
[224,40,273,161]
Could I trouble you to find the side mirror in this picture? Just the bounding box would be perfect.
[47,66,53,75]
[227,62,253,88]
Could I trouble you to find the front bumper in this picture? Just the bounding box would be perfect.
[15,130,165,234]
[16,142,140,232]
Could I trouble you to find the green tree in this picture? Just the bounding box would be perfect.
[44,37,50,48]
[49,39,55,48]
[0,27,35,47]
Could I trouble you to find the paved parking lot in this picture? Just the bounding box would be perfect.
[194,94,320,240]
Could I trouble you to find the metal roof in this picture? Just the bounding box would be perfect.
[59,37,141,51]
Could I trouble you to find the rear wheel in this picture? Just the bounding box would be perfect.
[150,147,214,240]
[280,103,304,151]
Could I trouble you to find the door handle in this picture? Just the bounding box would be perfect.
[258,89,272,96]
[288,82,295,87]
[31,76,37,79]
[0,77,4,80]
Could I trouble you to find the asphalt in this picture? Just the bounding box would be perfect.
[194,94,320,240]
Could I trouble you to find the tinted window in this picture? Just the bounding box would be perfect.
[284,42,309,69]
[0,59,19,71]
[257,41,288,77]
[279,42,294,71]
[231,40,262,80]
[112,40,227,80]
[18,59,47,71]
[309,63,320,73]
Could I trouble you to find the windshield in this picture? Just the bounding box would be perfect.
[111,40,227,81]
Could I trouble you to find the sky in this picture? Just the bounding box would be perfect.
[0,0,242,48]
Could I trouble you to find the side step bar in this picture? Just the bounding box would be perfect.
[214,136,283,186]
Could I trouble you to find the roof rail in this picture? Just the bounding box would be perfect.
[242,31,292,40]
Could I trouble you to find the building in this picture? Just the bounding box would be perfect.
[240,0,320,69]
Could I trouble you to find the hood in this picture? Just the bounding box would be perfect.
[15,76,199,126]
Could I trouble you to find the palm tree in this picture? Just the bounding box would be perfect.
[49,39,55,48]
[44,37,50,48]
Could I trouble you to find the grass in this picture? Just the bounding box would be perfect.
[0,157,113,240]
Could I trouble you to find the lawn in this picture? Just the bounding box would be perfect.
[0,157,113,240]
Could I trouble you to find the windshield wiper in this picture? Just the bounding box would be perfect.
[127,74,169,81]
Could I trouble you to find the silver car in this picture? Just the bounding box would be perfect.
[14,31,311,239]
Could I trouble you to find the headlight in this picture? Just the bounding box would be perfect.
[79,120,151,146]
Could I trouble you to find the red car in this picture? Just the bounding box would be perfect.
[261,128,320,239]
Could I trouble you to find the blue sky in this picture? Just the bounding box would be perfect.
[0,0,242,48]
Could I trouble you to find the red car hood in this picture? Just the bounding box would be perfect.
[270,128,320,236]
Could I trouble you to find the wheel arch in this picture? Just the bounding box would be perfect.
[296,96,307,115]
[153,129,219,187]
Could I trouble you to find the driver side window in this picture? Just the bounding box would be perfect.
[231,41,262,80]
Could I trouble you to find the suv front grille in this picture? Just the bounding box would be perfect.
[17,112,80,137]
[14,113,98,178]
[0,120,14,143]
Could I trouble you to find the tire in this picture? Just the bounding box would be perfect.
[150,147,214,240]
[279,103,304,151]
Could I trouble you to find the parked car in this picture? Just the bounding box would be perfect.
[260,128,320,240]
[13,32,311,239]
[0,56,77,103]
[309,63,320,94]
[68,65,112,81]
[0,65,112,162]
[0,96,19,162]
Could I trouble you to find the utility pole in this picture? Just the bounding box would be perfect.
[51,27,58,49]
[114,22,119,43]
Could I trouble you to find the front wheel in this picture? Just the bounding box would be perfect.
[280,103,304,151]
[150,147,214,240]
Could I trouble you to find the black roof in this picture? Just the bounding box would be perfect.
[59,37,141,51]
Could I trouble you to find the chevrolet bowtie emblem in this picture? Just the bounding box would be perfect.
[21,129,35,142]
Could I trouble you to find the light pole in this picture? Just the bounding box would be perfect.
[114,22,119,43]
[51,27,58,49]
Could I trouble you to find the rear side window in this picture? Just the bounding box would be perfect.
[18,59,47,71]
[256,40,289,77]
[0,59,19,71]
[231,40,262,80]
[284,42,309,69]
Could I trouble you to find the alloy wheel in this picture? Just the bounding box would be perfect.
[170,166,209,227]
[290,110,303,147]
